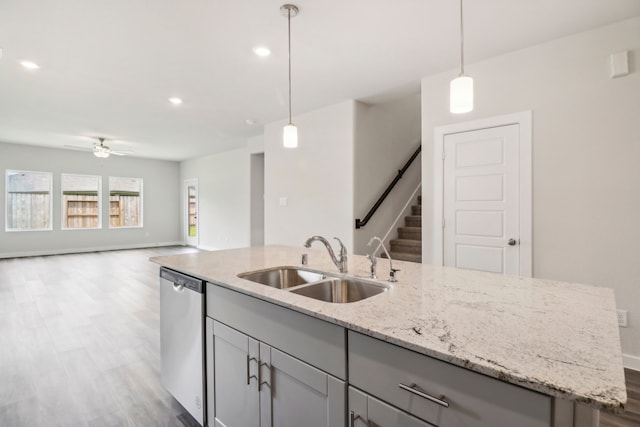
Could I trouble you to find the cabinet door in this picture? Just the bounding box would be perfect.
[262,345,345,427]
[213,321,260,427]
[349,387,435,427]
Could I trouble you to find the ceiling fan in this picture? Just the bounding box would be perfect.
[65,137,130,158]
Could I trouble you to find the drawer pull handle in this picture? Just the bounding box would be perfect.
[398,383,449,408]
[349,411,371,427]
[259,361,270,391]
[247,356,258,385]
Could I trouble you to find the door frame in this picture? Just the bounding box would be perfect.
[432,111,532,276]
[184,178,199,247]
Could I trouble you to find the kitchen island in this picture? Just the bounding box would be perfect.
[151,245,626,427]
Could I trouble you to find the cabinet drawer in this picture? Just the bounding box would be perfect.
[348,331,551,427]
[208,283,346,379]
[350,386,434,427]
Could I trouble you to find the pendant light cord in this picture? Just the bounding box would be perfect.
[459,0,465,76]
[287,9,292,125]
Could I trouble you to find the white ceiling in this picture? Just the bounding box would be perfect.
[1,0,639,161]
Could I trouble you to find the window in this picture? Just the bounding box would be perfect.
[109,176,143,228]
[61,174,101,230]
[6,170,53,231]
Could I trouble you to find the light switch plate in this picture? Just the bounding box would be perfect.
[617,309,628,327]
[279,197,288,207]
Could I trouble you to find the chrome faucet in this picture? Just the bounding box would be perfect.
[367,236,399,282]
[304,235,348,273]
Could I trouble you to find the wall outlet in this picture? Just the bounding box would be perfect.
[617,309,628,327]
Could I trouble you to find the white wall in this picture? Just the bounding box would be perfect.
[0,141,181,257]
[250,152,265,246]
[180,148,250,250]
[353,96,422,255]
[248,134,265,247]
[421,17,640,361]
[264,100,355,251]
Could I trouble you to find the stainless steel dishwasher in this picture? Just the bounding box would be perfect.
[159,267,205,426]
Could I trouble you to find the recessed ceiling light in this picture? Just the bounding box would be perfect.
[253,46,271,57]
[168,97,183,105]
[20,60,40,70]
[246,119,256,125]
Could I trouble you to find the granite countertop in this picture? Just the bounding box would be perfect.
[151,245,626,412]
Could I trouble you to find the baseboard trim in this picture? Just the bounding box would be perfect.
[623,353,640,371]
[0,241,185,259]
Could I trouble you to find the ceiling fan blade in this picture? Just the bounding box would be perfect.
[64,145,93,151]
[110,151,128,156]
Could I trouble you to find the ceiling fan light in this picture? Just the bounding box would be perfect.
[94,147,110,158]
[283,123,298,148]
[450,75,474,114]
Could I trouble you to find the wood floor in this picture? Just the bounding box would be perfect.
[1,247,639,426]
[0,246,199,427]
[601,368,640,427]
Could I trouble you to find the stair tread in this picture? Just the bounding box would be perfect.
[390,238,422,246]
[398,227,422,241]
[381,251,422,263]
[405,216,422,227]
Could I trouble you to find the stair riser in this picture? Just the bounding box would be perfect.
[399,229,421,240]
[381,252,422,263]
[411,205,421,216]
[405,217,421,227]
[390,242,422,255]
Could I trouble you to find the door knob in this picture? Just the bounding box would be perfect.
[508,238,517,246]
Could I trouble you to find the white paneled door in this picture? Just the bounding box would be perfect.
[443,124,521,274]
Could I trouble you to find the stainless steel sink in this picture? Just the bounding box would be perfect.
[289,277,389,303]
[238,267,326,289]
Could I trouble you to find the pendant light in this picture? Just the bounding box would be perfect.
[281,4,299,148]
[450,0,473,114]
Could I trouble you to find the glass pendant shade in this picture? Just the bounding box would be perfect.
[283,123,298,148]
[450,75,474,114]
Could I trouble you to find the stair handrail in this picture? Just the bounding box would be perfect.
[370,183,422,256]
[355,143,421,229]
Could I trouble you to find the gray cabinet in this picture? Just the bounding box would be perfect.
[348,331,551,427]
[207,283,346,379]
[267,340,345,427]
[350,386,434,427]
[212,320,345,427]
[212,321,259,427]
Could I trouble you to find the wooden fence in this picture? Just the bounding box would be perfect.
[63,194,99,229]
[110,195,141,227]
[7,192,141,229]
[6,192,51,230]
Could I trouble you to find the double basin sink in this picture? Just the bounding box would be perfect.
[237,267,389,303]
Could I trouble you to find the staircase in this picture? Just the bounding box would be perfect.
[381,195,422,263]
